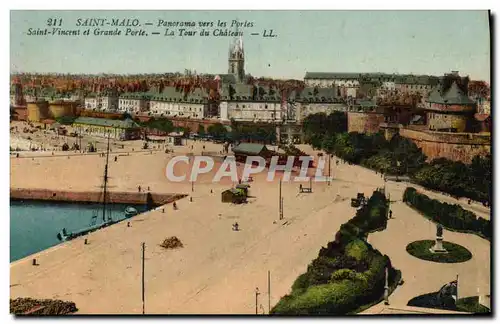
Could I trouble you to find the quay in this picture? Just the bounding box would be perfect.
[10,188,186,206]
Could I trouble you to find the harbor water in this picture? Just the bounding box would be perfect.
[10,200,146,262]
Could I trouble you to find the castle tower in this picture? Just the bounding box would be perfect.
[228,25,245,83]
[13,77,24,106]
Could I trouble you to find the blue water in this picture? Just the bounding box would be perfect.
[10,200,147,262]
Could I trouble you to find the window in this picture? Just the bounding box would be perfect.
[265,104,268,109]
[243,105,246,108]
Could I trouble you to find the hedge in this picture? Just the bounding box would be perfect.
[271,189,399,315]
[408,293,490,314]
[403,187,491,241]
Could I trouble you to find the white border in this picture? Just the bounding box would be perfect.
[2,2,497,324]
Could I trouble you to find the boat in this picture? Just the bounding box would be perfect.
[124,206,138,218]
[56,134,117,242]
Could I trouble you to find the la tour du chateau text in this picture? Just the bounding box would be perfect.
[26,18,254,37]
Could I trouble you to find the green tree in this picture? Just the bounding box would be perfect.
[198,124,206,136]
[207,123,228,139]
[121,112,133,120]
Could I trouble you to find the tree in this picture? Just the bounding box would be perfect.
[198,124,206,136]
[390,135,426,175]
[145,117,174,133]
[122,112,133,120]
[207,123,228,139]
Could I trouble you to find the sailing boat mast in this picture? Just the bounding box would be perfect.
[102,133,110,223]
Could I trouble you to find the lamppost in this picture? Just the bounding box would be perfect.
[255,287,260,315]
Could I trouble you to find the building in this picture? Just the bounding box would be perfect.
[219,84,282,122]
[84,90,119,112]
[118,92,152,114]
[72,117,142,140]
[289,87,346,122]
[347,100,385,134]
[304,72,361,89]
[48,100,78,118]
[394,75,439,97]
[166,132,184,146]
[425,81,476,133]
[304,72,442,101]
[10,81,24,106]
[149,87,209,119]
[26,100,50,122]
[232,143,271,162]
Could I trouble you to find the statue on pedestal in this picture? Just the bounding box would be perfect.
[437,224,443,238]
[431,223,447,253]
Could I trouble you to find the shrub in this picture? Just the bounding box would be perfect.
[404,187,491,240]
[291,273,310,294]
[271,280,361,315]
[345,239,370,261]
[272,190,398,315]
[456,296,491,314]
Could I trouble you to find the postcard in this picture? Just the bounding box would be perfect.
[9,10,491,316]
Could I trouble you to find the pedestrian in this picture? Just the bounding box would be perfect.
[138,185,141,193]
[389,210,393,219]
[173,202,178,210]
[147,186,150,191]
[114,156,117,162]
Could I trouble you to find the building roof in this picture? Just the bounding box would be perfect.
[305,72,362,80]
[427,81,475,105]
[167,131,184,137]
[73,117,141,129]
[220,84,280,102]
[120,92,153,100]
[149,86,208,104]
[232,143,267,155]
[294,87,340,103]
[304,72,440,86]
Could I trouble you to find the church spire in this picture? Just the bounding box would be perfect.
[228,20,245,83]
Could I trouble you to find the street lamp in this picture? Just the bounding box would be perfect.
[255,287,260,315]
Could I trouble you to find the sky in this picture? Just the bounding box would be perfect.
[10,10,491,81]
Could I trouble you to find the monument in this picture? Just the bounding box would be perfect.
[430,224,448,253]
